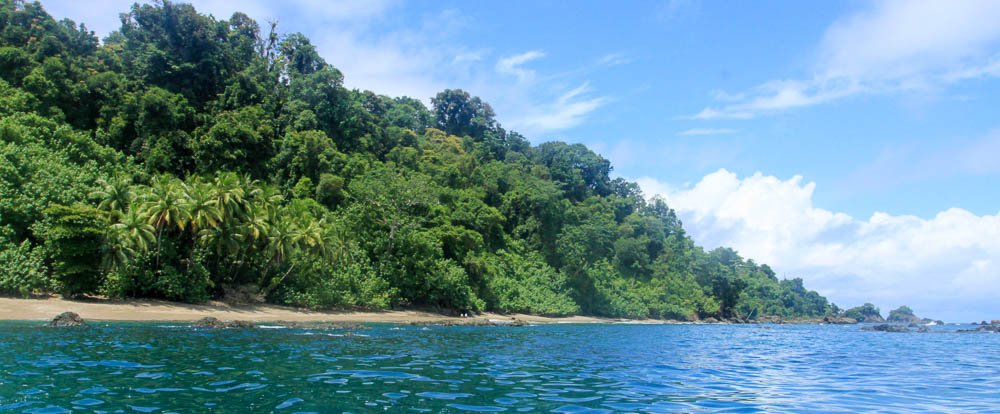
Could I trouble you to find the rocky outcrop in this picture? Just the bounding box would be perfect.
[823,316,859,324]
[274,321,367,330]
[193,317,256,328]
[973,324,1000,333]
[887,306,922,324]
[46,312,86,327]
[408,318,530,327]
[861,324,910,333]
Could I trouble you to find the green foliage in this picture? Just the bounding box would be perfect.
[0,239,49,297]
[0,1,836,320]
[431,89,498,140]
[887,305,916,322]
[472,248,579,316]
[40,204,106,296]
[844,303,883,322]
[281,250,392,310]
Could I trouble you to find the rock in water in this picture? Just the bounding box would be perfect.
[46,312,86,327]
[193,317,256,329]
[193,317,224,328]
[225,319,257,329]
[861,324,910,333]
[823,316,859,324]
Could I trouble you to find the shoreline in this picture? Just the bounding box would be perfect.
[0,297,657,325]
[1,297,906,326]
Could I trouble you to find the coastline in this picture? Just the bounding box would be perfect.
[0,297,646,325]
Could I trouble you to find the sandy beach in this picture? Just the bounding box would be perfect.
[0,297,625,324]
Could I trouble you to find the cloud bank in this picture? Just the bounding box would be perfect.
[693,0,1000,119]
[637,169,1000,321]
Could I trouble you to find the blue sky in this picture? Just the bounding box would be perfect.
[44,0,1000,321]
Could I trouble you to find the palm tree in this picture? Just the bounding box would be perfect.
[182,179,222,236]
[227,202,270,284]
[141,175,189,266]
[143,175,189,231]
[259,216,299,296]
[212,172,246,221]
[103,207,155,274]
[90,176,132,222]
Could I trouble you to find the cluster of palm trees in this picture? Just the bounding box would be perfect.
[89,172,336,297]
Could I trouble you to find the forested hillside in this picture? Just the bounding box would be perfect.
[0,0,833,319]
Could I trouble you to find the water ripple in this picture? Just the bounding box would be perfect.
[0,322,997,412]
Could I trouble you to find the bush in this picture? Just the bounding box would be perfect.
[40,204,106,297]
[154,263,212,303]
[479,250,579,316]
[424,259,484,312]
[281,252,393,310]
[0,240,50,297]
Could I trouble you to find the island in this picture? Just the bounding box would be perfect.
[0,1,942,326]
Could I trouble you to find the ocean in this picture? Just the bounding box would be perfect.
[0,322,997,412]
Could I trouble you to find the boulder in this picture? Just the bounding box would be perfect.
[992,320,1000,325]
[917,326,931,333]
[193,317,256,329]
[46,312,86,327]
[861,324,910,333]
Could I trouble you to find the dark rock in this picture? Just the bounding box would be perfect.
[702,317,720,323]
[275,321,367,330]
[977,325,1000,333]
[408,318,530,327]
[193,317,256,329]
[992,320,1000,325]
[46,312,86,327]
[823,316,858,324]
[193,317,225,328]
[861,324,910,333]
[917,326,931,333]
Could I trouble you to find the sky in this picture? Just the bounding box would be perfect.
[42,0,1000,322]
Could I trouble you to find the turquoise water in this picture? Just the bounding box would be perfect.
[0,322,997,413]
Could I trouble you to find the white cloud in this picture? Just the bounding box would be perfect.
[496,50,547,82]
[693,0,1000,119]
[452,51,486,64]
[638,169,1000,321]
[513,82,608,134]
[597,53,630,66]
[678,128,738,136]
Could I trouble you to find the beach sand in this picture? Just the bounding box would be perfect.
[0,296,625,324]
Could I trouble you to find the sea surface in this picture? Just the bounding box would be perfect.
[0,321,997,413]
